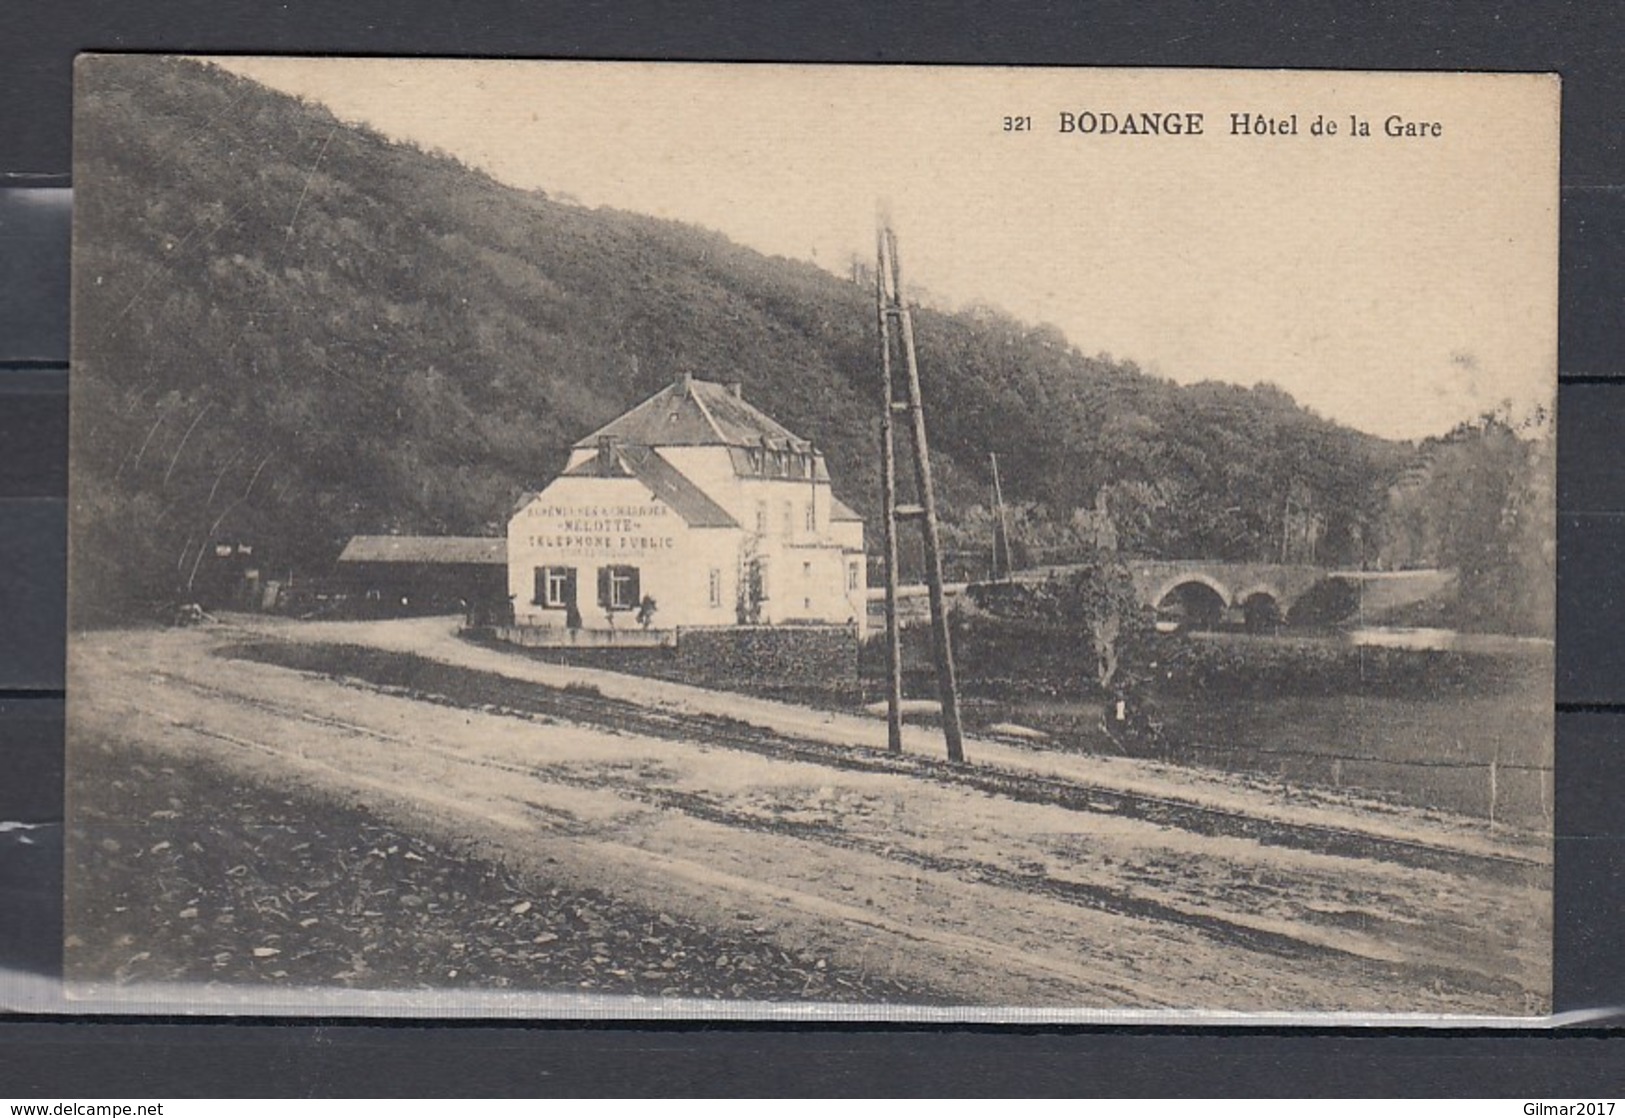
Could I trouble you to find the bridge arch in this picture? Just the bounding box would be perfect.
[1235,584,1284,632]
[1153,575,1230,631]
[1151,572,1231,610]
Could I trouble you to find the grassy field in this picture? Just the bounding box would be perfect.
[1150,683,1553,826]
[982,683,1553,828]
[466,625,1551,828]
[924,638,1552,828]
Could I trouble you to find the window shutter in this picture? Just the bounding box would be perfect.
[534,567,546,605]
[626,567,641,605]
[597,566,611,609]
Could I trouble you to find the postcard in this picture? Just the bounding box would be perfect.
[61,57,1557,1020]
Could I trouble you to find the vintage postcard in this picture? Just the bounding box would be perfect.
[62,58,1557,1020]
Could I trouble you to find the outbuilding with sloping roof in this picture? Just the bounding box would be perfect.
[336,535,509,620]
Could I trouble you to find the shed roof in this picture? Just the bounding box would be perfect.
[338,536,507,565]
[828,494,864,523]
[562,444,740,529]
[574,377,809,451]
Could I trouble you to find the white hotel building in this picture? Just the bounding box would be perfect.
[508,376,867,636]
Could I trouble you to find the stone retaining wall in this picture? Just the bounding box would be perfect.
[493,624,674,649]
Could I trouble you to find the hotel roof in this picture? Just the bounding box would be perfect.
[562,444,740,529]
[574,376,811,451]
[828,494,864,523]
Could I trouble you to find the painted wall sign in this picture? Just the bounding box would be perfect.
[521,501,676,556]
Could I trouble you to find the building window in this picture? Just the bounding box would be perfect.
[534,566,575,608]
[783,500,794,538]
[804,501,816,532]
[755,500,768,534]
[847,560,861,592]
[708,567,722,607]
[803,561,813,578]
[597,565,640,611]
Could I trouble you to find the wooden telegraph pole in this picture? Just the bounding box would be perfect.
[991,451,1012,582]
[875,216,966,764]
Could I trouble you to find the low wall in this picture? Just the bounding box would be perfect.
[676,624,860,698]
[493,624,674,649]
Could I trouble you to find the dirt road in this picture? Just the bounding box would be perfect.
[66,616,1551,1016]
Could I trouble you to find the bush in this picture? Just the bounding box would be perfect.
[964,558,1154,691]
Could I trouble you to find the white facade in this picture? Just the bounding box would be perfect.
[507,377,867,635]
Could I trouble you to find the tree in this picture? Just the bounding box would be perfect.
[1049,558,1154,692]
[989,554,1153,693]
[1379,408,1554,636]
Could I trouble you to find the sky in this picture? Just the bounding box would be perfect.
[213,59,1559,441]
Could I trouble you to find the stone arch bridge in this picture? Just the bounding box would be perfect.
[1000,560,1451,629]
[1124,560,1452,628]
[883,562,1450,630]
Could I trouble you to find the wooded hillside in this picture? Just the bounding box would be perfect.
[71,56,1413,620]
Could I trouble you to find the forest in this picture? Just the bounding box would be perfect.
[69,57,1550,635]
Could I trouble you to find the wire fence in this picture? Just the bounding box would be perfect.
[1167,737,1552,829]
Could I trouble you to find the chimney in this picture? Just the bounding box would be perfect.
[727,382,742,398]
[676,372,694,395]
[597,435,616,473]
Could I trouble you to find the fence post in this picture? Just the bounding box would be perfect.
[1488,756,1498,827]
